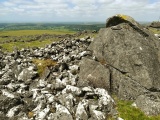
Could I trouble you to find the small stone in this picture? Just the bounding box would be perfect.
[62,85,82,96]
[75,99,89,120]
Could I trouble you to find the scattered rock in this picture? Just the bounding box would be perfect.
[0,34,116,119]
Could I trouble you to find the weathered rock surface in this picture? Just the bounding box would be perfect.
[79,14,160,115]
[135,92,160,115]
[78,57,110,91]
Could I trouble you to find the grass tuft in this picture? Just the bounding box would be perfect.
[32,59,57,76]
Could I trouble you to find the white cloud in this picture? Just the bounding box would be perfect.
[0,0,160,22]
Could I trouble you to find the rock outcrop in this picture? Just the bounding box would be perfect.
[1,14,160,118]
[78,14,160,115]
[149,21,160,28]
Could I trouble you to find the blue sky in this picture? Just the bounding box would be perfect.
[0,0,160,22]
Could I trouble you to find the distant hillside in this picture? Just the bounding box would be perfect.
[0,23,105,31]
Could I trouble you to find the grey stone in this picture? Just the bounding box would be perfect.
[41,67,50,80]
[48,104,73,120]
[94,88,115,112]
[0,25,118,119]
[135,92,160,115]
[18,66,38,81]
[149,21,160,28]
[78,58,110,90]
[62,85,82,96]
[75,99,89,120]
[89,110,106,120]
[88,14,160,100]
[51,78,65,91]
[0,96,22,114]
[69,65,79,75]
[57,93,75,114]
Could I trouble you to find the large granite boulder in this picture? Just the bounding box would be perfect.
[88,14,160,98]
[79,14,160,115]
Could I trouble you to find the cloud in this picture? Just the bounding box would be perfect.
[0,0,160,22]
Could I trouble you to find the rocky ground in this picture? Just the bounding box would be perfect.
[0,36,116,120]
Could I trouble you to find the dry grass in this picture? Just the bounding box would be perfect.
[149,27,160,34]
[28,111,34,118]
[32,59,57,76]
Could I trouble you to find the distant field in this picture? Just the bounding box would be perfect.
[0,30,75,36]
[0,29,76,52]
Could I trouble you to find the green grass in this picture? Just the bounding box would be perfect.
[0,30,75,36]
[114,97,160,120]
[0,29,76,52]
[1,39,56,51]
[149,27,160,34]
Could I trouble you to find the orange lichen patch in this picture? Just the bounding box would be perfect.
[116,14,129,20]
[99,59,107,65]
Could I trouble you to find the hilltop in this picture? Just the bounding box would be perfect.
[0,15,160,120]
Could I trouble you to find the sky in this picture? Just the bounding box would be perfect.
[0,0,160,23]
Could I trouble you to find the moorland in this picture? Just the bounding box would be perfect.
[0,23,103,51]
[1,21,160,120]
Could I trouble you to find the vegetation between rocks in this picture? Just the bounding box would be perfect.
[114,97,160,120]
[32,59,57,76]
[149,27,160,34]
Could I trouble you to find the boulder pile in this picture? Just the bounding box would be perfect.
[0,36,116,119]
